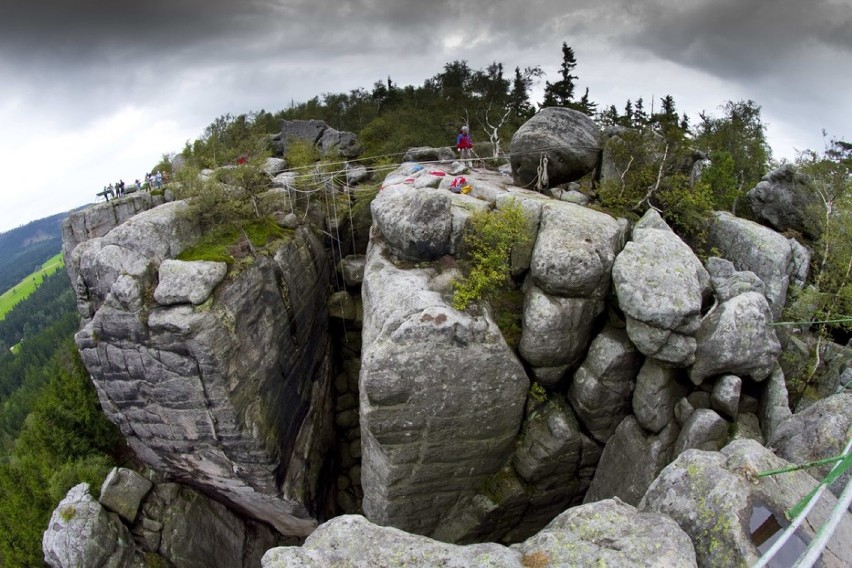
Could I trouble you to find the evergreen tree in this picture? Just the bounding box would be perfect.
[541,42,578,108]
[633,97,648,127]
[575,87,597,115]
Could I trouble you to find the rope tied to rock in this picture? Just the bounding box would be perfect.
[535,153,549,191]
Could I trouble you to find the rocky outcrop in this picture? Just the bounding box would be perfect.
[61,192,168,291]
[509,107,601,188]
[262,500,698,568]
[359,238,529,537]
[520,201,625,384]
[613,209,710,367]
[66,202,334,536]
[43,483,135,568]
[276,119,361,159]
[770,393,852,500]
[748,164,823,239]
[370,184,452,261]
[706,211,807,319]
[45,473,283,568]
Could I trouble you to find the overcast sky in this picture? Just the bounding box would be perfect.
[0,0,850,234]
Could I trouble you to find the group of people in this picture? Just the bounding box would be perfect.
[99,171,168,202]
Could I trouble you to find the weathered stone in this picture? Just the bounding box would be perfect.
[43,484,135,568]
[509,107,601,187]
[711,374,742,420]
[98,467,153,524]
[360,240,528,538]
[722,439,852,568]
[674,397,695,426]
[633,358,689,433]
[613,209,709,366]
[345,164,370,185]
[770,393,852,501]
[262,515,521,567]
[748,164,823,239]
[758,366,792,442]
[154,259,227,306]
[73,225,334,536]
[263,157,287,176]
[705,256,765,302]
[495,189,548,275]
[513,498,697,568]
[371,184,452,261]
[402,146,457,163]
[584,416,679,506]
[731,412,764,444]
[519,285,603,384]
[673,408,729,456]
[706,211,797,319]
[690,291,780,384]
[639,450,759,568]
[328,290,361,322]
[529,201,624,298]
[566,326,642,442]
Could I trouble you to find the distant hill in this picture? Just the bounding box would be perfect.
[0,212,70,294]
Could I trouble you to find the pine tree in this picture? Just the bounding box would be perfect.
[633,97,647,127]
[541,42,578,108]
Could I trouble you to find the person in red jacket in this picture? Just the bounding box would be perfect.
[455,125,473,161]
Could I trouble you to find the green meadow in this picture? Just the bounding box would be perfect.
[0,253,64,321]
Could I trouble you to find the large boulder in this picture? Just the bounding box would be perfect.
[359,239,529,538]
[584,416,679,506]
[509,107,601,188]
[689,291,780,384]
[770,393,852,501]
[70,214,334,536]
[748,164,823,239]
[566,325,642,443]
[370,184,452,261]
[43,484,135,568]
[641,440,852,568]
[612,209,710,367]
[705,211,799,319]
[279,119,361,158]
[529,201,625,298]
[262,501,698,568]
[98,467,153,524]
[632,358,690,433]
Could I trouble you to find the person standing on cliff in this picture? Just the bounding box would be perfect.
[456,125,473,161]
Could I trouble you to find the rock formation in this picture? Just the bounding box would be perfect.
[49,108,852,566]
[65,199,334,535]
[748,164,823,239]
[509,107,601,188]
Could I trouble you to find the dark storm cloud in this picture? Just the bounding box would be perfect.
[621,0,852,80]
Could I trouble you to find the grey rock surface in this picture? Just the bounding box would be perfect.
[513,498,697,568]
[639,450,759,568]
[153,259,227,306]
[584,416,679,506]
[566,325,642,443]
[72,220,334,536]
[689,291,780,384]
[338,254,366,287]
[612,209,709,366]
[402,146,457,163]
[722,439,852,568]
[43,483,135,568]
[529,201,624,298]
[509,107,601,188]
[770,393,852,501]
[518,285,603,383]
[632,358,688,433]
[262,514,521,567]
[263,157,287,176]
[359,239,529,538]
[748,164,823,239]
[99,467,153,524]
[758,366,793,442]
[706,211,797,319]
[673,408,729,455]
[706,256,766,302]
[345,164,370,185]
[370,184,452,261]
[711,374,742,420]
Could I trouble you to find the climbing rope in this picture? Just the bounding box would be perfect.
[535,153,549,191]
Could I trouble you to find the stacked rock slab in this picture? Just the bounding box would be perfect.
[360,181,529,538]
[65,202,333,536]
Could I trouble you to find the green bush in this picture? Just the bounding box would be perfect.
[452,201,530,310]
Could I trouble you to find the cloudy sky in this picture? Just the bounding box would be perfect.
[0,0,850,234]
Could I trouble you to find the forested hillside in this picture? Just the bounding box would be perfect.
[0,212,67,294]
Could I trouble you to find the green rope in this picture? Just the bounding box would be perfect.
[771,317,852,326]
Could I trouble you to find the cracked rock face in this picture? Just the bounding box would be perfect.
[612,209,710,367]
[65,203,334,536]
[359,239,529,538]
